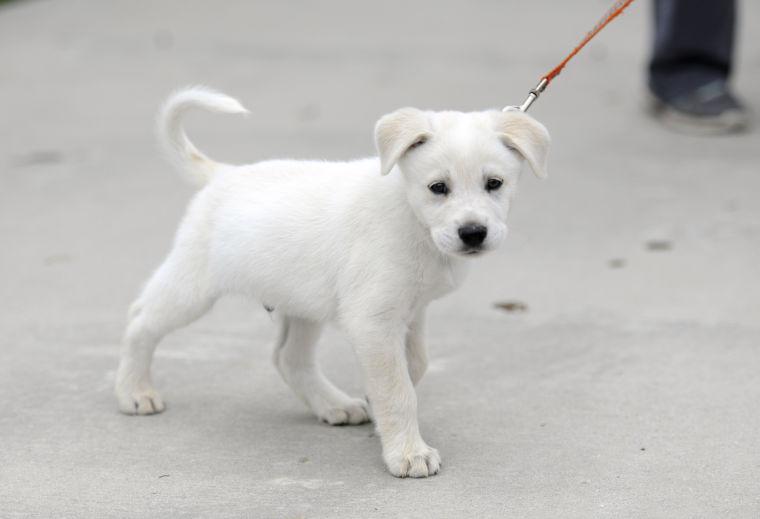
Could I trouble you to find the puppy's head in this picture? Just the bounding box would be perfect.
[375,108,550,257]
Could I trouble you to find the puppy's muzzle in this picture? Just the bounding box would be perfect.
[458,223,487,250]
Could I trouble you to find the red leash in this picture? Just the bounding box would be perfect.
[509,0,637,112]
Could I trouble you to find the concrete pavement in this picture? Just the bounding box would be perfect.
[1,1,759,517]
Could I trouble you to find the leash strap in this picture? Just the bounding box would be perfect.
[507,0,636,113]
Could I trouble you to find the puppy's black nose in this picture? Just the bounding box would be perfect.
[458,224,488,247]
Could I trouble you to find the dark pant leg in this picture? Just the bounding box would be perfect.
[649,0,736,100]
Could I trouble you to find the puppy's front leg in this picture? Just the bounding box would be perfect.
[406,309,428,386]
[347,320,440,478]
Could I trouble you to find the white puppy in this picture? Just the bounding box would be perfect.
[116,87,550,478]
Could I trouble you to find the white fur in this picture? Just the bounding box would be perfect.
[116,87,550,478]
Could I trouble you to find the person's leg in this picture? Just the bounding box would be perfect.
[650,0,735,99]
[648,0,748,133]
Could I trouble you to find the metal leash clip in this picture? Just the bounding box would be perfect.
[503,78,549,113]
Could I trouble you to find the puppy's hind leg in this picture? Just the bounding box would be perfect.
[273,316,370,425]
[116,252,215,415]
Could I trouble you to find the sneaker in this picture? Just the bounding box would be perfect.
[648,80,750,135]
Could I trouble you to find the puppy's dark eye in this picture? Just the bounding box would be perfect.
[428,182,449,196]
[485,178,503,192]
[408,137,427,150]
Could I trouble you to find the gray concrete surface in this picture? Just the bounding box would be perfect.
[2,1,759,517]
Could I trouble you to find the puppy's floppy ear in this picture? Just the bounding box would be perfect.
[493,110,551,179]
[374,108,432,176]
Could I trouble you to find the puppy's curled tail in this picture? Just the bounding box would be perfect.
[158,86,249,187]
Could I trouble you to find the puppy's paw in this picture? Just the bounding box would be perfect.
[384,443,441,478]
[317,397,370,426]
[116,386,165,416]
